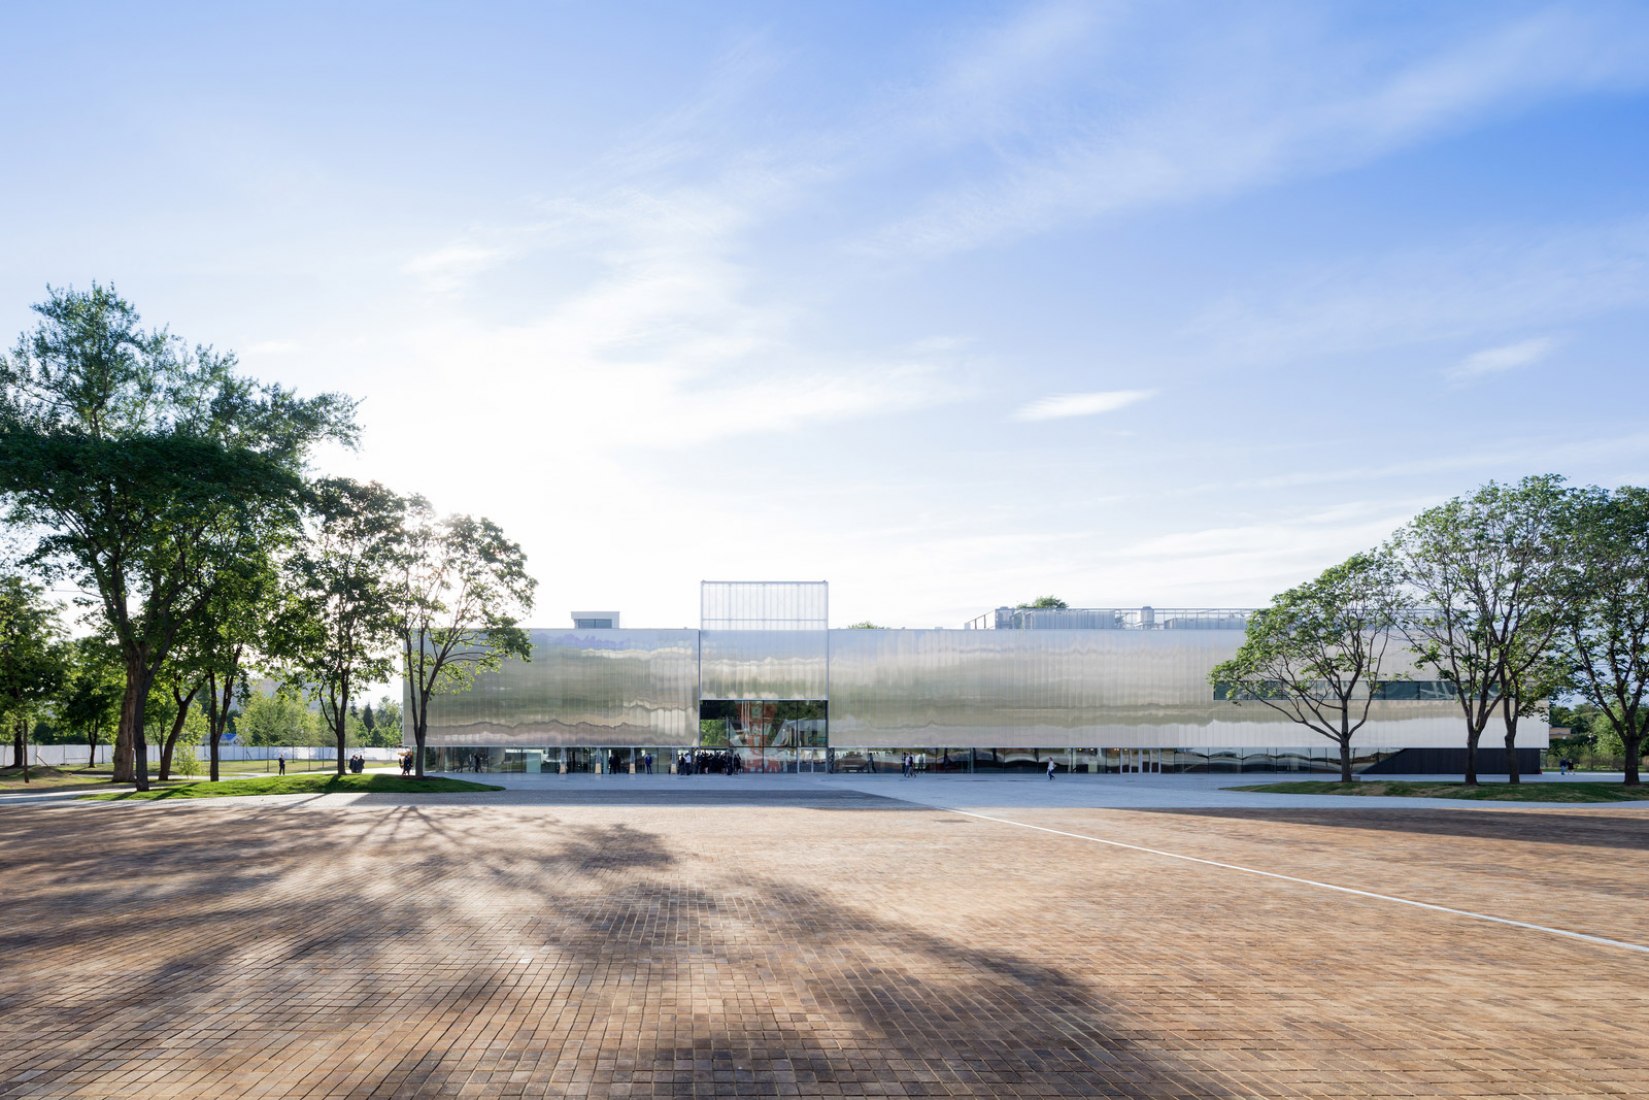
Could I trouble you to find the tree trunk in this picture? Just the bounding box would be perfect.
[158,695,191,781]
[206,669,229,783]
[331,674,351,778]
[1627,734,1642,787]
[87,727,98,770]
[413,704,426,779]
[112,716,132,781]
[16,717,29,783]
[1500,697,1520,784]
[1464,729,1481,786]
[10,718,22,769]
[1338,738,1353,784]
[117,656,155,791]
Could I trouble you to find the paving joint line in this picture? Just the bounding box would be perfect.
[940,806,1649,956]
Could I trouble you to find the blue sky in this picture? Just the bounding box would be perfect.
[5,1,1649,629]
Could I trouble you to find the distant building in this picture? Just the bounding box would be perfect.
[410,580,1544,776]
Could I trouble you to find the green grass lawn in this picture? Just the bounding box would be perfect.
[0,766,163,792]
[82,773,502,801]
[1232,779,1649,802]
[3,756,403,791]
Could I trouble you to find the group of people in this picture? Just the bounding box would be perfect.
[346,753,369,773]
[676,750,743,776]
[398,751,415,775]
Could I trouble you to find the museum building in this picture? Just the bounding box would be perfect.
[414,581,1544,775]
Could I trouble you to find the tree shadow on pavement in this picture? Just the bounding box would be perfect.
[0,801,1230,1100]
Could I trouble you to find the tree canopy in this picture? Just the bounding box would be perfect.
[281,478,406,776]
[1388,475,1568,784]
[395,504,536,777]
[1556,485,1649,785]
[0,284,356,787]
[0,573,67,777]
[1210,553,1403,783]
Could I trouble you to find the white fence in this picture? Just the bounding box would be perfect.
[16,744,405,767]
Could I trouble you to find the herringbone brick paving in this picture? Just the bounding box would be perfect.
[1,797,1646,1098]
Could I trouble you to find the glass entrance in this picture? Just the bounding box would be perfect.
[698,700,827,774]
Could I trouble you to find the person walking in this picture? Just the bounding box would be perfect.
[277,754,286,775]
[1047,758,1056,781]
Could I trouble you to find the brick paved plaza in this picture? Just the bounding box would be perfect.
[2,785,1648,1098]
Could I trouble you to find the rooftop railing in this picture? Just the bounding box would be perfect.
[963,607,1255,630]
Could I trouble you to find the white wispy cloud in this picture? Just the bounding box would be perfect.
[863,5,1649,258]
[1190,218,1649,367]
[1014,389,1155,421]
[1171,432,1649,499]
[1446,337,1556,385]
[402,242,510,289]
[385,170,974,452]
[901,0,1118,147]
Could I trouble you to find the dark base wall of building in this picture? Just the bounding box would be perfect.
[1361,747,1543,776]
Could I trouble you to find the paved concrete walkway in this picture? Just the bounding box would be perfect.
[392,769,1646,813]
[3,785,1647,1097]
[15,768,1641,811]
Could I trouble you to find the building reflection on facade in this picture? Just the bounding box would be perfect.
[413,581,1547,775]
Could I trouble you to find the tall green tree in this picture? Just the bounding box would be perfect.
[190,534,288,782]
[0,574,68,780]
[1556,485,1649,786]
[57,634,124,768]
[153,666,202,782]
[282,478,405,776]
[1209,552,1405,783]
[394,504,535,778]
[237,688,319,746]
[0,285,355,789]
[1389,475,1568,785]
[373,694,403,747]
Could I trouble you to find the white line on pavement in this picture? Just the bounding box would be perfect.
[943,807,1649,956]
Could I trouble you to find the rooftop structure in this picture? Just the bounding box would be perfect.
[964,606,1252,630]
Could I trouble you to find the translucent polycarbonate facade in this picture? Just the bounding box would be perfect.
[699,630,829,700]
[418,624,1502,752]
[414,629,700,747]
[414,576,1551,768]
[701,581,828,630]
[825,629,1466,749]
